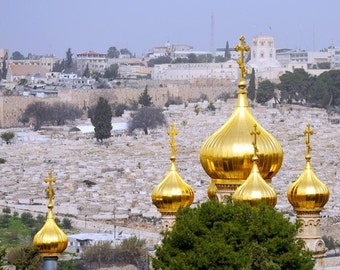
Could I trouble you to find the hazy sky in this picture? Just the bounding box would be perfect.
[2,0,340,58]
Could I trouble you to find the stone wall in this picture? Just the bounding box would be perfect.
[0,81,237,128]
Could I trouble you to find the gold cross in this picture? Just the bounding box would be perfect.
[304,123,313,155]
[250,124,261,156]
[45,170,56,203]
[167,123,178,156]
[234,35,250,81]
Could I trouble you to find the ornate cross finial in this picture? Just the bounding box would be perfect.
[167,123,178,157]
[235,35,250,81]
[304,123,313,156]
[250,124,261,157]
[45,170,56,207]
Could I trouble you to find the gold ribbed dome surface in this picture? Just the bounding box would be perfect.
[207,181,218,200]
[151,123,194,214]
[33,208,68,256]
[33,171,68,257]
[287,124,329,211]
[233,125,277,207]
[200,36,283,188]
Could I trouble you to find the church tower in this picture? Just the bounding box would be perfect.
[151,123,194,230]
[33,170,68,270]
[200,36,283,201]
[287,123,329,268]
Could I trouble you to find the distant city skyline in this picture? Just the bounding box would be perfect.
[2,0,340,58]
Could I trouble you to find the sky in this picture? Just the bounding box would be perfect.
[2,0,340,58]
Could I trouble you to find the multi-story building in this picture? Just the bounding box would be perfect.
[276,49,308,68]
[147,42,193,58]
[328,46,340,69]
[9,55,58,72]
[152,61,239,81]
[76,51,108,75]
[247,35,282,81]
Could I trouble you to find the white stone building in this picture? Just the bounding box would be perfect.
[247,35,283,81]
[76,51,108,75]
[152,61,239,81]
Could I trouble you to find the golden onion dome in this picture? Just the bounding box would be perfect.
[151,123,194,214]
[207,181,218,200]
[33,171,68,257]
[200,36,283,188]
[287,123,329,211]
[232,124,277,207]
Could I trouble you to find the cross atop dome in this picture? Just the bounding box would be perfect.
[304,123,313,158]
[45,170,56,208]
[250,124,260,158]
[168,123,178,157]
[235,35,250,86]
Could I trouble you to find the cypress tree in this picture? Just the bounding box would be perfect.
[247,68,256,101]
[91,97,112,142]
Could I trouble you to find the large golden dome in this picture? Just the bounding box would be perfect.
[152,123,194,215]
[233,124,277,207]
[200,36,283,192]
[287,124,329,212]
[33,171,68,257]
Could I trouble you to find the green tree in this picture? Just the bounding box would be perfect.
[118,236,147,269]
[91,97,112,142]
[22,102,48,131]
[83,63,90,78]
[83,241,113,268]
[147,56,172,67]
[18,78,28,85]
[1,51,8,80]
[225,41,231,60]
[278,68,315,104]
[22,102,82,131]
[61,218,72,230]
[310,70,340,108]
[65,48,73,72]
[1,131,15,144]
[138,86,152,107]
[214,55,226,63]
[52,59,65,72]
[247,68,256,101]
[114,103,129,117]
[7,246,42,270]
[11,51,25,60]
[107,46,120,58]
[103,64,119,80]
[129,107,166,135]
[188,53,198,63]
[120,48,132,56]
[256,80,275,104]
[152,200,314,270]
[0,247,7,269]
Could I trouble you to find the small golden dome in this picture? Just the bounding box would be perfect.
[33,171,68,257]
[207,181,218,200]
[287,124,329,211]
[200,36,283,188]
[151,123,194,214]
[233,124,277,207]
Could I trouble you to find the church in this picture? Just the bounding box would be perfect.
[30,36,332,270]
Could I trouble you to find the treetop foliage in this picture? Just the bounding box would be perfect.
[22,101,82,131]
[138,85,153,107]
[128,106,166,135]
[91,97,112,142]
[152,200,314,270]
[247,67,256,101]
